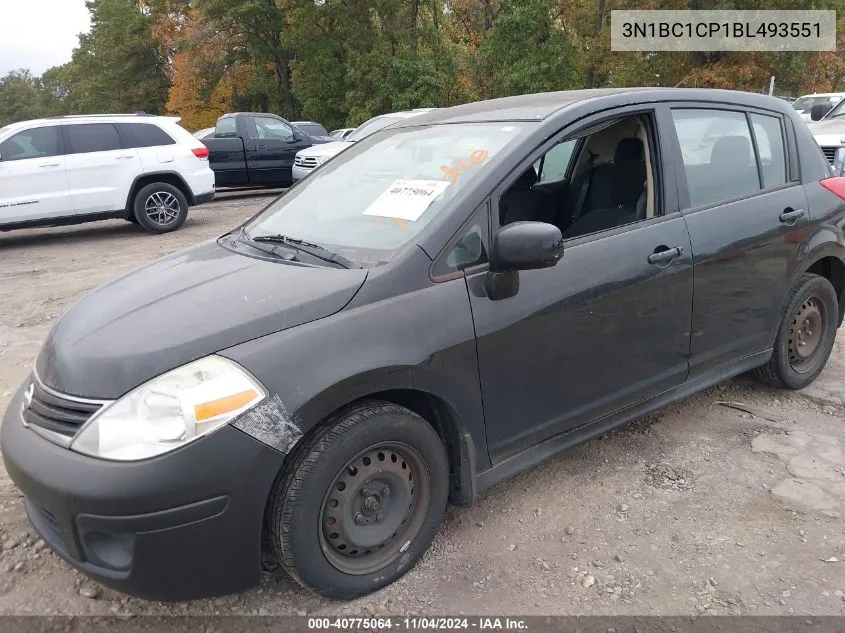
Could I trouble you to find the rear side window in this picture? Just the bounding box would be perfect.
[671,109,761,207]
[0,126,62,161]
[215,117,237,138]
[750,113,787,188]
[118,123,176,148]
[65,123,122,154]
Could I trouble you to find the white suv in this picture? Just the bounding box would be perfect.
[0,114,216,234]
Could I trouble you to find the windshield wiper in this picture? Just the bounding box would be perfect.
[235,228,299,261]
[251,233,356,269]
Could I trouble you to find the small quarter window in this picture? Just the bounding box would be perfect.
[671,109,761,207]
[534,140,577,184]
[750,114,787,188]
[433,208,489,277]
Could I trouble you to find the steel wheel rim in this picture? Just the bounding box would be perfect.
[319,442,430,575]
[144,192,180,226]
[788,296,826,373]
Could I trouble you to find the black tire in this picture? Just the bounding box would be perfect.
[268,401,449,599]
[132,182,188,234]
[753,273,839,390]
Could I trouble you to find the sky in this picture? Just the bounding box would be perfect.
[0,0,91,77]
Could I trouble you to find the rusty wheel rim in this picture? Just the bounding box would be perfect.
[788,297,826,373]
[319,442,430,575]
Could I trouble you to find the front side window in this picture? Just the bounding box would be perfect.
[245,123,526,265]
[750,113,787,188]
[253,117,294,141]
[671,109,761,207]
[65,123,122,154]
[0,126,61,161]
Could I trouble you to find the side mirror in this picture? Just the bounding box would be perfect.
[810,104,829,121]
[834,147,845,177]
[489,221,564,273]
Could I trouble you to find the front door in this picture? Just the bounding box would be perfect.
[466,106,694,463]
[667,106,810,376]
[0,125,71,223]
[246,115,309,185]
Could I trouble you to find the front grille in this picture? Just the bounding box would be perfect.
[22,379,104,441]
[294,156,319,168]
[821,146,838,164]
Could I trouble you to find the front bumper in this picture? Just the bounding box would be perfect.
[291,164,315,182]
[0,384,284,601]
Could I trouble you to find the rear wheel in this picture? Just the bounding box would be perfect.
[753,273,839,390]
[132,183,188,234]
[268,401,448,599]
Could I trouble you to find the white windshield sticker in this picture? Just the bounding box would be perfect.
[363,180,451,222]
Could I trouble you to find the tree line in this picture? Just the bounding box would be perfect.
[1,0,844,131]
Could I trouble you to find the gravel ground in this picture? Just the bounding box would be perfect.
[0,193,844,617]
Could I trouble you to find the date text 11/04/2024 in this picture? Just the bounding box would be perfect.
[307,618,528,630]
[621,21,822,39]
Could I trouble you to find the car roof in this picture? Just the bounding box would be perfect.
[1,114,179,133]
[393,88,796,127]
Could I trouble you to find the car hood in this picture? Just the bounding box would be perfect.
[808,118,845,139]
[36,239,367,399]
[298,140,352,160]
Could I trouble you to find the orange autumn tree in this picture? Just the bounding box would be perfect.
[155,6,251,131]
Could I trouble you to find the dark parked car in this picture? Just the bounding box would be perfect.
[3,88,845,603]
[203,112,332,187]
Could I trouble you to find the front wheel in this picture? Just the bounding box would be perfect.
[268,401,449,599]
[132,183,188,234]
[753,273,839,390]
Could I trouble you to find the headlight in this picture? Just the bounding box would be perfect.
[70,356,266,461]
[313,156,327,165]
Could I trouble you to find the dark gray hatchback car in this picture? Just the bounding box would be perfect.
[3,88,844,602]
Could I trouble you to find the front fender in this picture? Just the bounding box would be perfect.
[220,275,489,473]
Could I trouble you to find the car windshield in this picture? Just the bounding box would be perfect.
[244,122,527,265]
[346,116,407,142]
[824,99,845,119]
[792,96,841,113]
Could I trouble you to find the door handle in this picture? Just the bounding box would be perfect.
[39,162,60,168]
[648,246,682,265]
[779,208,805,224]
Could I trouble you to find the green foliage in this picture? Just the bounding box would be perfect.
[62,0,171,114]
[2,0,844,129]
[0,71,47,126]
[477,0,575,97]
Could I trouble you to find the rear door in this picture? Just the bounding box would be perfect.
[246,115,310,185]
[63,122,143,214]
[116,122,178,171]
[0,125,70,223]
[667,105,808,376]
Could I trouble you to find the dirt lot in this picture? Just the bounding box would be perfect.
[0,194,844,617]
